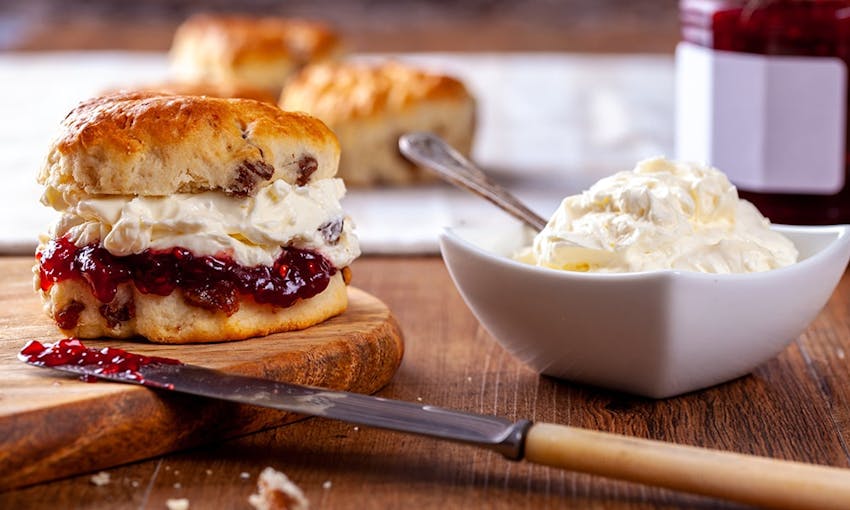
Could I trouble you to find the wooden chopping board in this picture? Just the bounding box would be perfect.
[0,257,404,491]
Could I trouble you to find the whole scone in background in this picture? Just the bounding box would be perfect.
[36,92,359,344]
[280,61,476,186]
[170,14,341,96]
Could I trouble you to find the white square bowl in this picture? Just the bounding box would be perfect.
[439,224,850,398]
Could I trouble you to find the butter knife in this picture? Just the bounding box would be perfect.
[18,340,850,510]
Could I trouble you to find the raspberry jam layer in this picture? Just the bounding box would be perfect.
[37,237,336,315]
[18,338,181,383]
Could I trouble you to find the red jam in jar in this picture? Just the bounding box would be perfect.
[679,0,850,224]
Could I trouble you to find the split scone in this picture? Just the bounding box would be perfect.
[35,92,360,344]
[170,14,341,96]
[280,61,476,186]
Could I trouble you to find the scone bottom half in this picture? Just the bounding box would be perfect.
[34,92,358,344]
[35,238,353,344]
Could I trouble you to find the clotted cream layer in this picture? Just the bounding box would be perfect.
[44,178,360,269]
[518,157,798,273]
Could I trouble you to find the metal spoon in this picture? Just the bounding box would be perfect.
[398,132,548,231]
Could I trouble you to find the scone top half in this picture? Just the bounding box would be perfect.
[36,92,360,343]
[41,92,339,200]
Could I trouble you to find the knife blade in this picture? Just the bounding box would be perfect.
[18,339,850,510]
[56,359,532,459]
[16,338,530,459]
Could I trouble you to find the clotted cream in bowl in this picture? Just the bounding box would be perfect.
[439,158,850,398]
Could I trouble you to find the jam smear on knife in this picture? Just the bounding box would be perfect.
[18,338,181,383]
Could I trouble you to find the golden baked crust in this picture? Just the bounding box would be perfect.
[114,81,278,104]
[39,92,340,199]
[170,14,340,94]
[37,271,348,344]
[280,61,476,186]
[281,61,472,121]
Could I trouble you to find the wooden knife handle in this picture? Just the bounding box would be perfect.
[524,422,850,510]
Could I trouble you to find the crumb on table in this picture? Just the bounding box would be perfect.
[248,467,309,510]
[90,472,110,486]
[166,498,190,510]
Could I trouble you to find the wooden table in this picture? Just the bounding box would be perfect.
[2,254,850,508]
[3,2,849,508]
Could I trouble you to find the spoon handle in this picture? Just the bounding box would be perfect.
[398,132,548,231]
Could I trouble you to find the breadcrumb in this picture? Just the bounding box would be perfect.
[166,498,190,510]
[90,472,110,486]
[248,467,309,510]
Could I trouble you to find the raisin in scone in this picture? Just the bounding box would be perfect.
[170,14,341,96]
[280,61,476,186]
[35,92,360,344]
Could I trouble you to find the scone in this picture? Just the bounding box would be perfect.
[280,61,476,186]
[35,92,360,344]
[170,14,340,96]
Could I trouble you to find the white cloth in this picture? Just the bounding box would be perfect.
[0,52,674,255]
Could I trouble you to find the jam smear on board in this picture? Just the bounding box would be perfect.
[36,237,336,315]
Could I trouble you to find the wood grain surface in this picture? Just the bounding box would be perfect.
[0,257,404,492]
[2,255,849,509]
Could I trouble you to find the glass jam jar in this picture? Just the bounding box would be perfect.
[677,0,850,224]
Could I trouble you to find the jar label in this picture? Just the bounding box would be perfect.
[675,42,847,194]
